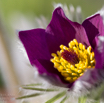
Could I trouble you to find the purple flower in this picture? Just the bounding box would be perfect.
[19,7,104,88]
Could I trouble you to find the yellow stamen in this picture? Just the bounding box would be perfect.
[50,39,95,83]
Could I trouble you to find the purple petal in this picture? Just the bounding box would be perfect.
[19,29,69,86]
[94,36,104,69]
[46,7,90,54]
[19,29,51,65]
[82,14,104,49]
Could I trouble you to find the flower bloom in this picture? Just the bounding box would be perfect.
[19,7,104,88]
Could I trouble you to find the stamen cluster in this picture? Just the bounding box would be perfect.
[51,39,95,82]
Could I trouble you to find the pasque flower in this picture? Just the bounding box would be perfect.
[19,7,104,88]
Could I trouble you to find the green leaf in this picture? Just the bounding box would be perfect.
[22,83,42,86]
[16,93,43,99]
[22,87,59,92]
[60,96,68,103]
[45,91,66,103]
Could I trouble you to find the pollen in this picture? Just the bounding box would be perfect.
[50,39,95,83]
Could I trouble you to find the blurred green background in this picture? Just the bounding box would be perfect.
[0,0,104,38]
[1,0,104,22]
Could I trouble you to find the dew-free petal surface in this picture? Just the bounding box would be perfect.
[19,29,70,86]
[46,7,90,54]
[19,29,51,65]
[82,14,104,49]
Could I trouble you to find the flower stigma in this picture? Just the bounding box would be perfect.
[50,39,95,83]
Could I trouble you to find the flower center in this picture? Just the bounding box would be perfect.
[50,39,95,83]
[61,49,79,65]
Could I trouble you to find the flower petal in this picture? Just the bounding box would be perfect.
[94,36,104,69]
[82,14,104,49]
[46,7,90,54]
[19,29,71,86]
[19,29,51,65]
